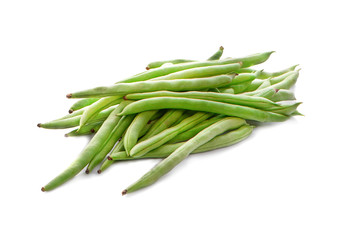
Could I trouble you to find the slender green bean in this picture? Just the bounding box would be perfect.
[117,51,274,84]
[207,46,224,60]
[125,91,280,110]
[119,97,289,122]
[130,112,213,157]
[41,101,132,191]
[237,64,298,79]
[218,87,234,94]
[123,117,246,194]
[231,81,252,94]
[109,124,253,161]
[167,115,225,143]
[151,63,240,81]
[68,75,234,98]
[37,106,116,129]
[269,89,296,102]
[124,111,158,156]
[64,121,103,137]
[98,119,157,173]
[78,96,122,129]
[68,98,99,113]
[86,114,135,173]
[146,59,196,70]
[139,110,185,142]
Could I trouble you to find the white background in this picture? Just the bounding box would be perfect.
[1,0,348,239]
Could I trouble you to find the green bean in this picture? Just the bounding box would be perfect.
[269,70,297,85]
[68,98,99,113]
[237,64,298,79]
[139,110,185,142]
[122,117,246,194]
[252,88,277,99]
[117,51,274,84]
[228,70,262,85]
[172,111,193,125]
[37,106,116,129]
[86,114,135,173]
[268,102,302,116]
[64,121,103,137]
[41,101,132,191]
[124,111,158,156]
[244,71,299,96]
[146,59,196,70]
[130,112,213,157]
[218,87,234,94]
[78,96,122,128]
[67,75,234,98]
[151,63,240,81]
[167,115,225,143]
[98,119,157,173]
[255,78,271,90]
[207,46,224,60]
[269,89,296,102]
[119,97,289,122]
[231,81,252,94]
[125,91,280,111]
[110,124,253,161]
[244,79,264,92]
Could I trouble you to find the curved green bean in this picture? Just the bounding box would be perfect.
[269,89,296,102]
[237,64,298,79]
[109,124,253,161]
[125,91,280,110]
[123,117,246,194]
[37,106,116,129]
[151,63,240,81]
[86,114,135,173]
[64,121,103,137]
[139,110,185,142]
[130,112,213,157]
[123,111,158,156]
[78,96,122,128]
[146,59,196,70]
[207,46,224,60]
[117,51,274,84]
[68,75,233,98]
[41,101,132,191]
[119,97,289,122]
[68,98,99,113]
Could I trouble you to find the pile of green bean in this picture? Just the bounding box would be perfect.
[38,47,302,194]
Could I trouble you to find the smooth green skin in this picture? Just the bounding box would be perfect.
[65,121,103,137]
[58,108,85,120]
[119,97,289,122]
[118,51,274,84]
[269,71,297,85]
[123,111,158,156]
[269,89,296,102]
[110,124,253,161]
[38,106,116,129]
[244,79,264,92]
[256,78,271,90]
[237,65,298,79]
[41,101,132,191]
[124,117,246,194]
[139,110,185,142]
[69,75,233,98]
[244,71,299,96]
[231,81,252,94]
[226,70,262,86]
[125,90,281,111]
[253,88,277,99]
[130,112,213,157]
[168,115,225,143]
[87,114,135,172]
[147,59,196,69]
[151,63,240,81]
[207,46,224,60]
[268,102,302,116]
[69,98,99,113]
[79,96,122,129]
[172,111,193,125]
[99,119,157,173]
[218,87,235,94]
